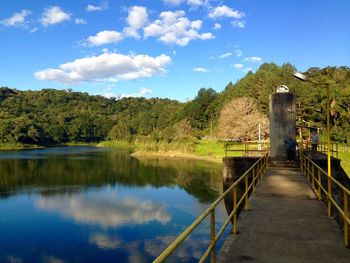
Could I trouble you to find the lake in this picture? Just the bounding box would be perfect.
[0,147,228,263]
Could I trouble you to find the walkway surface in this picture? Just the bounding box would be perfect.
[217,164,350,263]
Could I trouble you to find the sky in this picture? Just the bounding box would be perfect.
[0,0,349,101]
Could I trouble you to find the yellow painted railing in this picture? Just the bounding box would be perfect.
[318,141,339,158]
[300,140,338,158]
[153,152,269,263]
[224,141,270,157]
[302,153,350,247]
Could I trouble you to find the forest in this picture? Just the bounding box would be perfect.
[0,63,349,146]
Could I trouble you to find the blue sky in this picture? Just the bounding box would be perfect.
[0,0,349,101]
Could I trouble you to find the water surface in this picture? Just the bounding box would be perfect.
[0,147,228,262]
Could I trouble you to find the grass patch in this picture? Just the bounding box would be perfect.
[97,140,133,148]
[338,144,350,177]
[0,143,44,150]
[194,140,225,157]
[99,139,260,162]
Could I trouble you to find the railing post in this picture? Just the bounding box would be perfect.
[233,187,237,235]
[312,164,315,190]
[317,169,322,200]
[245,175,249,211]
[328,177,332,217]
[252,167,256,195]
[307,159,310,181]
[344,192,349,247]
[210,210,216,262]
[336,143,338,158]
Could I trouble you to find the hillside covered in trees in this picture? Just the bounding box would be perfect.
[0,63,349,146]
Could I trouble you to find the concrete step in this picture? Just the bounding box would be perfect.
[267,166,301,171]
[268,159,300,169]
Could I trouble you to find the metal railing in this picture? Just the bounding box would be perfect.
[153,152,269,263]
[300,140,338,158]
[224,141,269,157]
[318,141,339,158]
[301,153,350,247]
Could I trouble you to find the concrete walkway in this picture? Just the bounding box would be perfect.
[217,166,350,263]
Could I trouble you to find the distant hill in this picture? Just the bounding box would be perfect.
[0,63,349,145]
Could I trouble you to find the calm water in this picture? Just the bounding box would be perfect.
[0,147,228,263]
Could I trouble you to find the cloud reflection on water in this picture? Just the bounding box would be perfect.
[89,233,122,250]
[36,193,171,227]
[144,234,209,262]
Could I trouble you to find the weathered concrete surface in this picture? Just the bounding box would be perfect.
[223,157,260,218]
[269,92,296,158]
[217,166,350,263]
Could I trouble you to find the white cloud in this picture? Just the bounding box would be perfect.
[243,67,253,72]
[163,0,206,6]
[40,6,71,27]
[208,5,245,19]
[1,9,31,27]
[187,0,206,6]
[34,52,172,84]
[139,87,152,96]
[232,63,244,70]
[162,0,186,5]
[213,23,221,30]
[234,49,243,57]
[144,11,214,46]
[218,52,232,59]
[104,87,153,99]
[86,30,123,46]
[193,67,209,73]
[209,52,232,60]
[30,27,38,33]
[232,20,245,28]
[123,6,148,39]
[244,56,262,63]
[75,18,87,24]
[86,2,108,12]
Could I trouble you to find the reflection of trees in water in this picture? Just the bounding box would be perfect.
[0,148,222,202]
[135,157,223,203]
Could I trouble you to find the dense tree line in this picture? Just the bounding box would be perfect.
[218,64,350,142]
[0,63,349,145]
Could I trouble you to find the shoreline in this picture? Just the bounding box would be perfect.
[131,150,222,163]
[0,144,45,150]
[0,142,96,151]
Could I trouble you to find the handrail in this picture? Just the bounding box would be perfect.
[153,152,269,262]
[301,153,350,247]
[224,141,269,157]
[318,141,339,158]
[300,140,338,158]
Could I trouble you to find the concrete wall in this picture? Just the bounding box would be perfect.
[269,92,296,158]
[222,157,259,218]
[309,155,350,234]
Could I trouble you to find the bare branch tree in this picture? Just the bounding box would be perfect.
[217,97,269,141]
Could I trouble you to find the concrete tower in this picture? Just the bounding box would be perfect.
[269,86,296,158]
